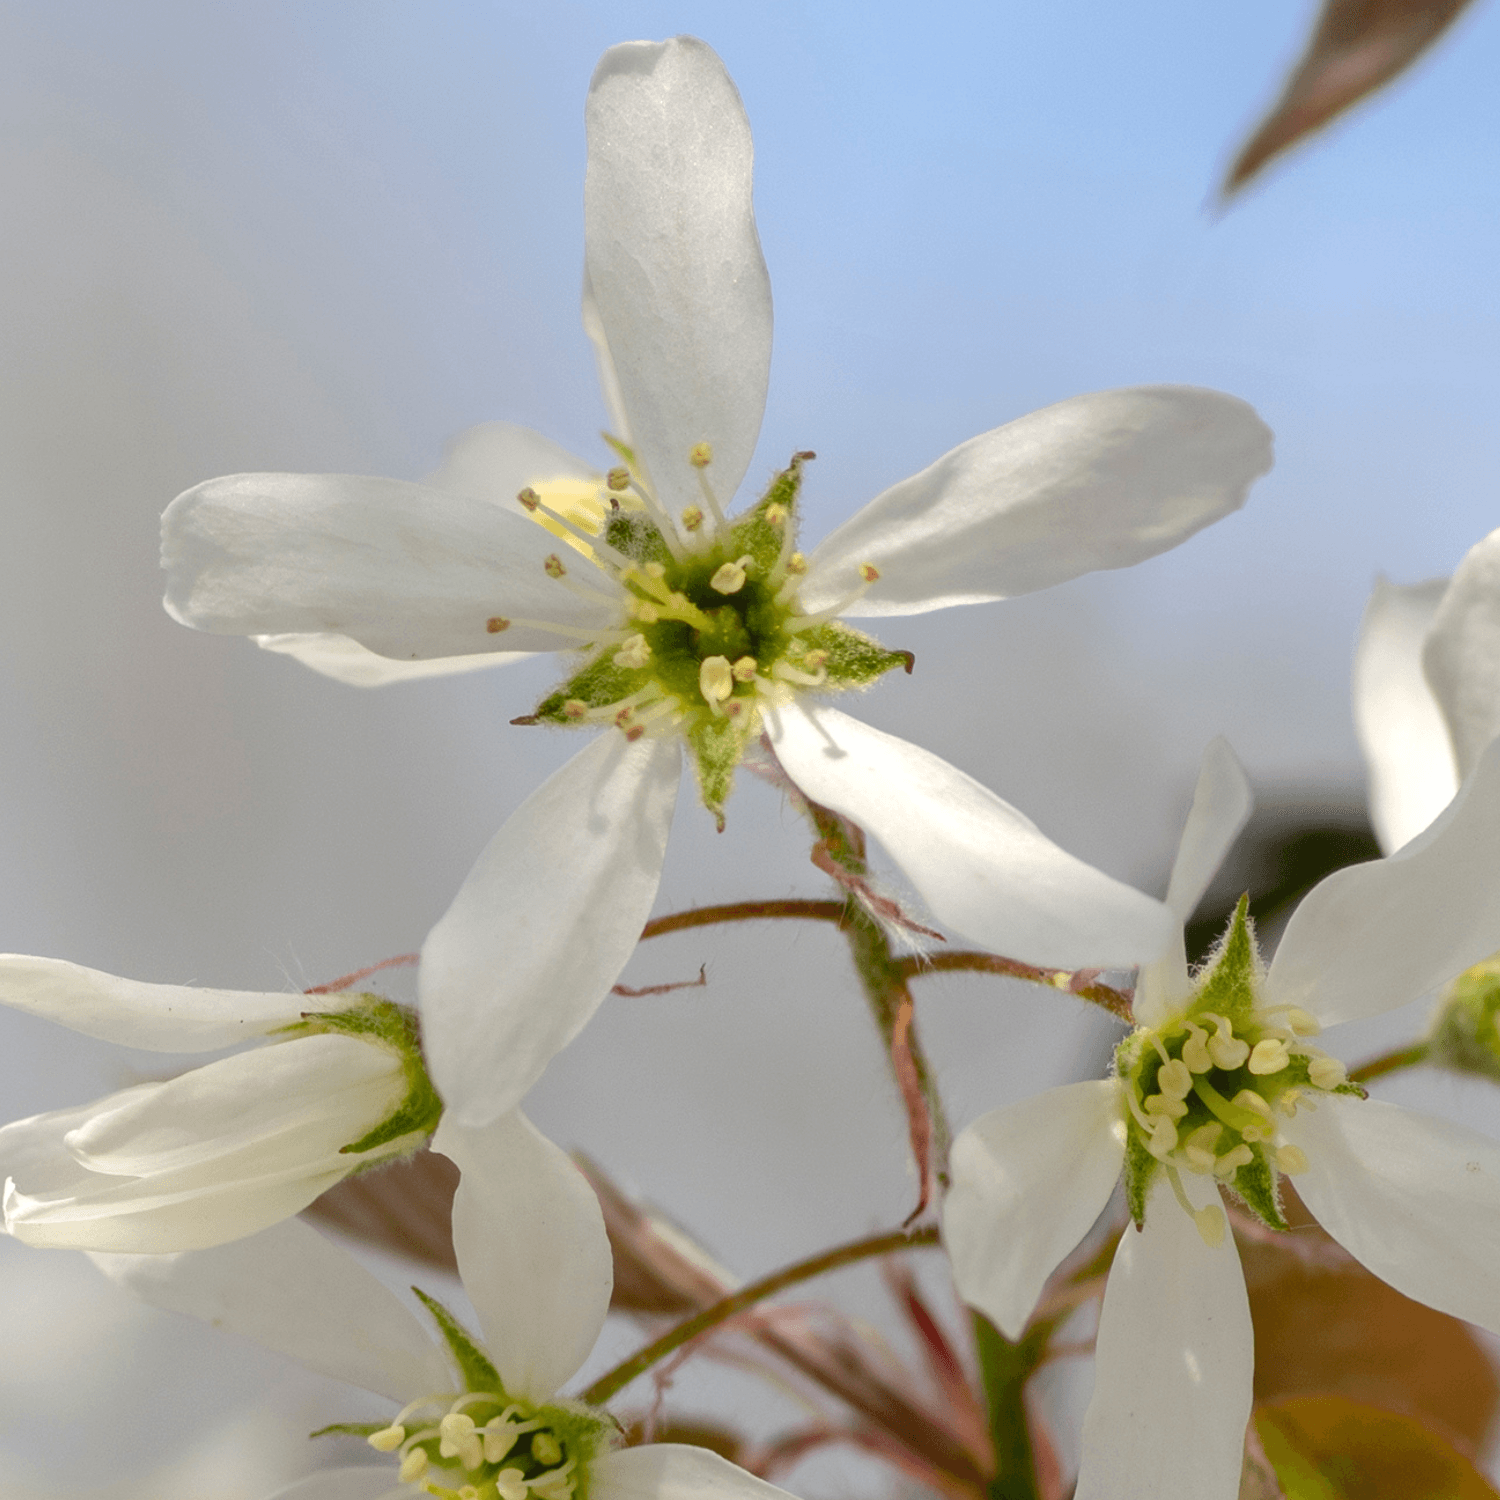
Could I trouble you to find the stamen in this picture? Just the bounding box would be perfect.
[1156,1058,1193,1101]
[1181,1024,1213,1073]
[731,656,758,682]
[689,444,727,531]
[495,1469,530,1500]
[368,1425,406,1452]
[613,634,651,669]
[487,617,510,634]
[1308,1056,1347,1090]
[1275,1144,1309,1174]
[399,1448,430,1483]
[439,1412,483,1470]
[1194,1204,1227,1247]
[541,556,626,608]
[680,505,705,533]
[1248,1038,1291,1075]
[710,556,752,595]
[764,501,788,528]
[1214,1143,1253,1177]
[1146,1115,1179,1159]
[689,442,713,468]
[532,1434,563,1465]
[1205,1016,1251,1070]
[699,656,734,709]
[1144,1093,1188,1119]
[1181,1122,1224,1174]
[606,467,630,492]
[484,616,629,646]
[1231,1088,1276,1142]
[771,660,828,688]
[785,562,882,630]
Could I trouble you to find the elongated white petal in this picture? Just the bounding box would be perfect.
[162,472,619,657]
[434,1112,612,1401]
[582,269,632,442]
[800,387,1272,618]
[767,703,1174,969]
[0,955,306,1051]
[1353,576,1457,854]
[427,421,600,513]
[65,1034,403,1177]
[584,37,772,519]
[594,1444,801,1500]
[0,1094,146,1197]
[1267,736,1500,1025]
[92,1218,450,1402]
[944,1082,1125,1339]
[421,732,679,1127]
[1164,738,1252,924]
[1288,1095,1500,1337]
[263,1470,407,1500]
[1424,528,1500,782]
[256,631,526,686]
[1075,1178,1252,1500]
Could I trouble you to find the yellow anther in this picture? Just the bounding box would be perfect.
[613,634,651,669]
[1207,1018,1250,1070]
[531,1470,577,1500]
[1308,1056,1347,1090]
[398,1448,430,1483]
[1194,1204,1227,1247]
[710,557,750,594]
[680,505,705,532]
[1232,1088,1274,1141]
[1248,1038,1291,1075]
[483,1421,521,1465]
[644,561,667,579]
[544,554,567,579]
[606,466,630,491]
[1278,1088,1304,1117]
[1147,1117,1179,1159]
[764,501,789,527]
[699,656,734,705]
[517,486,541,512]
[804,648,829,669]
[1284,1008,1322,1037]
[1275,1144,1309,1175]
[459,1487,482,1500]
[496,1469,530,1500]
[858,562,881,583]
[1181,1024,1213,1073]
[1182,1121,1224,1165]
[367,1425,406,1452]
[562,699,589,720]
[1157,1058,1193,1100]
[533,1433,564,1465]
[784,552,808,576]
[689,442,713,468]
[731,656,758,682]
[1214,1143,1253,1177]
[1144,1092,1188,1119]
[623,723,645,742]
[486,616,511,634]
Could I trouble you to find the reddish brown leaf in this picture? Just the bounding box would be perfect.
[1238,1188,1499,1452]
[1225,0,1476,195]
[305,1148,459,1272]
[1256,1395,1500,1499]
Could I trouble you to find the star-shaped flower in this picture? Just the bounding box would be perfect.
[98,1109,803,1500]
[161,36,1272,1125]
[942,735,1500,1500]
[0,957,438,1252]
[1354,524,1500,853]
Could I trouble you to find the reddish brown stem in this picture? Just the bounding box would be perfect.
[304,953,419,995]
[640,900,847,941]
[897,950,1134,1022]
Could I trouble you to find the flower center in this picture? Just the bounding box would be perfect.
[1116,898,1364,1243]
[368,1390,603,1500]
[509,447,911,822]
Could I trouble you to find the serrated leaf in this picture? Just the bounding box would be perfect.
[413,1287,502,1394]
[1224,0,1476,196]
[1255,1395,1500,1499]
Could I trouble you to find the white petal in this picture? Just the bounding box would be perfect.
[1075,1178,1252,1500]
[0,955,306,1051]
[1164,738,1253,924]
[1266,735,1500,1025]
[256,632,526,686]
[433,1111,612,1402]
[767,703,1174,969]
[0,1094,146,1198]
[944,1082,1126,1339]
[1424,528,1500,783]
[262,1468,407,1500]
[594,1444,801,1500]
[1352,576,1457,854]
[584,37,772,519]
[800,387,1273,618]
[65,1034,403,1177]
[582,269,632,442]
[421,732,679,1127]
[162,472,619,657]
[1288,1095,1500,1337]
[426,421,599,512]
[92,1217,450,1402]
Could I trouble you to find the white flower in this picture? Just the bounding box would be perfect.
[160,36,1272,1125]
[943,735,1500,1500]
[1354,525,1500,853]
[0,958,438,1253]
[97,1110,803,1500]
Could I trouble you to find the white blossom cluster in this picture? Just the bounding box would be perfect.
[4,33,1500,1500]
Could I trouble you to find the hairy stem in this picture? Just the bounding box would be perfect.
[898,950,1134,1022]
[580,1225,940,1407]
[1348,1040,1430,1084]
[640,899,847,941]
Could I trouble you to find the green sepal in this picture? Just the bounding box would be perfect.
[534,653,649,723]
[310,1421,386,1440]
[1122,1127,1159,1230]
[1227,1144,1288,1231]
[722,451,810,572]
[413,1287,504,1395]
[1191,895,1259,1025]
[687,713,745,828]
[602,510,673,567]
[1429,959,1500,1082]
[798,621,914,690]
[280,995,443,1158]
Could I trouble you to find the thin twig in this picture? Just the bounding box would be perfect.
[1348,1041,1430,1084]
[304,953,419,995]
[897,950,1134,1022]
[640,900,847,940]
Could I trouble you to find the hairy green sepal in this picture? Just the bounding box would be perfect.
[1430,958,1500,1082]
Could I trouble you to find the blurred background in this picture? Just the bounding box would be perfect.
[2,0,1500,1492]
